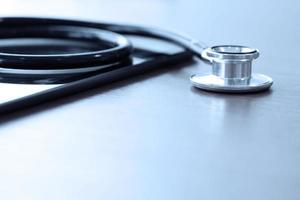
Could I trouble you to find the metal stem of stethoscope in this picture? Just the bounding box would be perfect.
[189,43,273,93]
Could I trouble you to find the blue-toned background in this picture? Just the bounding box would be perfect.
[0,1,299,200]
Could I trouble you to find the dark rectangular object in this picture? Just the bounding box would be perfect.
[0,36,193,115]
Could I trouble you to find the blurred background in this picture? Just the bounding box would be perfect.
[0,1,300,200]
[1,0,299,51]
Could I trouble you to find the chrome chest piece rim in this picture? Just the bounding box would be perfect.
[190,45,273,93]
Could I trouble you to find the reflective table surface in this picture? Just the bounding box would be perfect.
[0,0,299,200]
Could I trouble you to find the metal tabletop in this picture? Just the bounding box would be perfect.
[0,0,299,199]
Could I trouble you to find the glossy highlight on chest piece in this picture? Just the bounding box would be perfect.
[190,45,273,93]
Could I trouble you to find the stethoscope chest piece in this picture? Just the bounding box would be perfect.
[190,45,273,93]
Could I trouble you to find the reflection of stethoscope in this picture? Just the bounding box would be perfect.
[0,17,273,93]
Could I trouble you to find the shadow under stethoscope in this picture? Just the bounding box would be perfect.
[190,86,274,132]
[191,86,273,97]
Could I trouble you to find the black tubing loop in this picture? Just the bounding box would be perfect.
[0,18,133,69]
[0,17,201,84]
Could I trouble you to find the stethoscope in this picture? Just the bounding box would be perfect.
[0,17,273,93]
